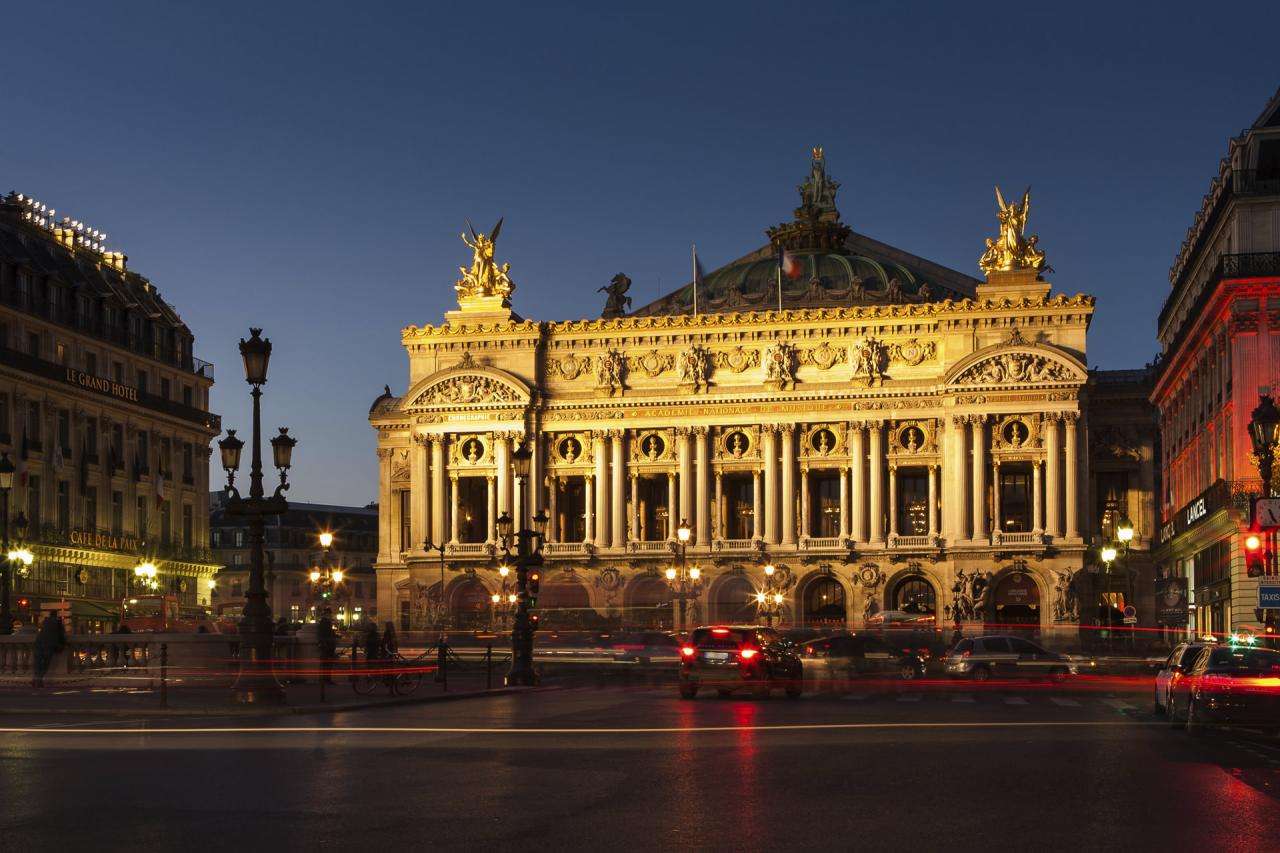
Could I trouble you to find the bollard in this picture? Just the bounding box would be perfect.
[160,643,168,708]
[486,644,493,690]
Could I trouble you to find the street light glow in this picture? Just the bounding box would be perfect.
[764,563,776,576]
[1100,545,1117,564]
[689,567,701,581]
[331,569,344,584]
[310,569,322,583]
[133,561,157,578]
[7,548,34,566]
[318,531,334,548]
[665,568,677,580]
[499,565,510,577]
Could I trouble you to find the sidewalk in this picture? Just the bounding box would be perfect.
[0,669,529,718]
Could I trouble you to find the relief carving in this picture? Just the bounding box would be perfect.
[763,342,798,390]
[798,340,847,371]
[954,352,1073,386]
[628,349,675,378]
[712,346,760,374]
[678,345,712,392]
[420,375,521,405]
[889,338,937,367]
[852,337,889,386]
[595,349,626,396]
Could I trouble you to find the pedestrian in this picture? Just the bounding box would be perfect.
[362,616,381,667]
[382,621,399,657]
[435,632,449,683]
[33,610,67,688]
[275,616,291,636]
[316,607,337,684]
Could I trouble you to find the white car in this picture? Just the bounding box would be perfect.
[1153,643,1208,715]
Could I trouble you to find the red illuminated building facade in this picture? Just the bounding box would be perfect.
[1152,87,1280,637]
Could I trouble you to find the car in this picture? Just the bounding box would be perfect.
[801,634,926,693]
[612,631,682,664]
[678,625,803,699]
[866,610,936,628]
[943,635,1079,681]
[1153,643,1208,715]
[1170,644,1280,734]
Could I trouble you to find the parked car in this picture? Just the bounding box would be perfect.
[678,626,803,699]
[944,635,1079,681]
[1153,643,1208,715]
[801,634,926,692]
[1169,644,1280,733]
[612,631,681,664]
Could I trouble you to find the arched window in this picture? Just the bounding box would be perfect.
[893,577,936,616]
[802,577,845,626]
[712,575,756,624]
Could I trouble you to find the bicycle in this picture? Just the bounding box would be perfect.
[351,652,429,696]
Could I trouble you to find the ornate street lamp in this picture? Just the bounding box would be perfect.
[756,562,785,627]
[220,328,295,703]
[1249,389,1280,497]
[666,520,702,633]
[499,443,546,685]
[308,531,345,615]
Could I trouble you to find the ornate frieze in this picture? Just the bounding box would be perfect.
[712,346,761,374]
[797,340,847,371]
[953,352,1074,386]
[628,349,675,378]
[548,352,593,381]
[852,337,889,386]
[763,342,798,390]
[889,338,936,367]
[418,374,522,405]
[678,345,712,392]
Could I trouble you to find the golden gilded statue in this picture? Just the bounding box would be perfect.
[979,186,1048,275]
[456,217,515,303]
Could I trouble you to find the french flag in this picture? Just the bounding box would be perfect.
[780,248,803,280]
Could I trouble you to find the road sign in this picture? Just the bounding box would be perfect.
[1254,497,1280,529]
[1123,605,1136,618]
[1258,583,1280,609]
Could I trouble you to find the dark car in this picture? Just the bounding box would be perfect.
[1153,643,1207,715]
[801,634,926,692]
[678,625,803,699]
[1170,644,1280,733]
[612,631,681,664]
[943,635,1081,681]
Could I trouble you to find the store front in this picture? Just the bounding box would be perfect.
[986,572,1040,633]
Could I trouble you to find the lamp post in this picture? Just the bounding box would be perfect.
[308,531,345,620]
[665,520,702,634]
[219,328,296,704]
[421,537,448,627]
[497,445,546,686]
[754,562,785,627]
[1249,389,1280,497]
[0,452,14,635]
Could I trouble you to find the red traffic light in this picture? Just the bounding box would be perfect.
[1246,533,1263,552]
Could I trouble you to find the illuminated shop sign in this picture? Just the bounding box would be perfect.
[65,368,139,403]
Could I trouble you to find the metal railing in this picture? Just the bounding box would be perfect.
[891,534,935,549]
[544,541,588,556]
[713,538,757,552]
[628,540,672,553]
[1220,251,1280,279]
[800,536,845,551]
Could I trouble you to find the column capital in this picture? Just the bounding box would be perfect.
[376,448,393,460]
[1061,411,1080,425]
[967,413,987,426]
[690,425,709,437]
[674,426,694,438]
[606,428,626,440]
[412,432,430,447]
[865,418,885,429]
[1042,411,1062,424]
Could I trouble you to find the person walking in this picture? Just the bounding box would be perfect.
[316,608,337,684]
[361,616,380,667]
[382,621,399,657]
[33,610,67,688]
[435,632,449,684]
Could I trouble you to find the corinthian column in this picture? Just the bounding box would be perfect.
[752,470,762,540]
[410,435,428,550]
[593,432,609,548]
[800,467,811,539]
[927,464,938,538]
[868,422,884,542]
[851,424,866,541]
[887,463,898,538]
[1044,414,1061,538]
[677,428,693,534]
[781,425,797,545]
[763,427,779,544]
[839,466,850,540]
[694,428,710,545]
[449,475,460,545]
[486,475,497,543]
[431,438,446,546]
[1064,413,1080,540]
[970,416,987,541]
[611,431,626,547]
[1032,460,1043,534]
[494,433,512,521]
[948,416,967,541]
[585,474,595,544]
[377,448,393,562]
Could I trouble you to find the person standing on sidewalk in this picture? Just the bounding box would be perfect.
[316,608,337,684]
[361,616,381,668]
[33,610,67,688]
[434,632,449,683]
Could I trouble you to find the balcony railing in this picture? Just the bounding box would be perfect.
[995,531,1043,547]
[890,534,935,549]
[1232,169,1280,197]
[446,542,490,556]
[544,542,588,557]
[628,540,672,554]
[713,538,758,553]
[1220,251,1280,279]
[799,536,845,551]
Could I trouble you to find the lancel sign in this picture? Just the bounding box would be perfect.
[65,368,139,403]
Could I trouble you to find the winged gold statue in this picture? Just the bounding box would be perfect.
[456,217,515,303]
[979,186,1048,275]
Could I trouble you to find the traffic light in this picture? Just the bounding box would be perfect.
[528,569,541,597]
[1246,532,1266,578]
[529,612,540,631]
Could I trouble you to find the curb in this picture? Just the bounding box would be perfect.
[0,684,557,719]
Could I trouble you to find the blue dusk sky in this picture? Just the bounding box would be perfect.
[3,1,1278,504]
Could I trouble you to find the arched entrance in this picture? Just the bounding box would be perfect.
[540,577,593,629]
[890,575,937,622]
[986,572,1041,632]
[448,577,491,629]
[801,575,846,628]
[711,575,756,625]
[625,575,672,629]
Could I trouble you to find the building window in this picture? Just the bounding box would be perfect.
[136,496,149,538]
[136,431,149,474]
[27,331,39,357]
[398,490,412,552]
[26,402,40,446]
[111,491,123,535]
[636,476,667,541]
[85,487,98,531]
[554,478,586,543]
[85,418,98,460]
[182,385,193,407]
[231,580,242,598]
[290,604,300,622]
[182,443,193,482]
[136,369,148,394]
[723,473,753,539]
[809,471,842,537]
[57,409,70,454]
[55,342,66,365]
[160,501,172,545]
[896,469,929,536]
[160,377,171,400]
[182,505,193,549]
[113,361,123,383]
[1096,472,1129,542]
[27,476,41,530]
[291,579,301,597]
[998,466,1033,533]
[0,392,9,442]
[56,481,70,533]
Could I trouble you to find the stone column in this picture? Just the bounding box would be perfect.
[714,471,724,539]
[992,460,1002,535]
[667,471,677,539]
[1032,460,1043,533]
[694,428,710,545]
[752,470,762,540]
[547,476,559,543]
[839,467,850,540]
[630,473,639,543]
[1044,414,1061,538]
[677,429,693,534]
[528,431,542,518]
[762,427,779,544]
[1065,413,1080,539]
[800,467,811,539]
[486,475,497,543]
[781,426,797,545]
[851,425,867,542]
[970,416,986,541]
[494,433,512,521]
[611,431,625,547]
[593,432,609,548]
[410,435,429,549]
[868,422,884,542]
[948,416,967,541]
[888,464,898,538]
[377,448,393,562]
[927,464,938,538]
[431,439,446,546]
[449,475,460,545]
[585,475,595,544]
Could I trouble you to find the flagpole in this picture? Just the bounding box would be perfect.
[777,262,783,313]
[691,243,698,317]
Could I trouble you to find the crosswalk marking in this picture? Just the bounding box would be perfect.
[1005,696,1029,705]
[1050,697,1081,708]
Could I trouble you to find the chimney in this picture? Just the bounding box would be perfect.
[103,251,127,272]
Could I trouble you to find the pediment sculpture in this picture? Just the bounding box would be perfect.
[954,351,1074,386]
[418,374,522,405]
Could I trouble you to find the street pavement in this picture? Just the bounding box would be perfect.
[1,680,1278,852]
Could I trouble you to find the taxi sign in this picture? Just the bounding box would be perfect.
[1258,583,1280,609]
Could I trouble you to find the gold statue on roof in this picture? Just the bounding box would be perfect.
[456,217,515,304]
[979,186,1048,275]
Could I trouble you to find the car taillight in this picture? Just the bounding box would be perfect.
[680,646,696,658]
[739,647,758,660]
[711,627,731,635]
[804,646,814,656]
[961,650,971,658]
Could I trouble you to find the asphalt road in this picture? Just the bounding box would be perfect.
[2,680,1278,852]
